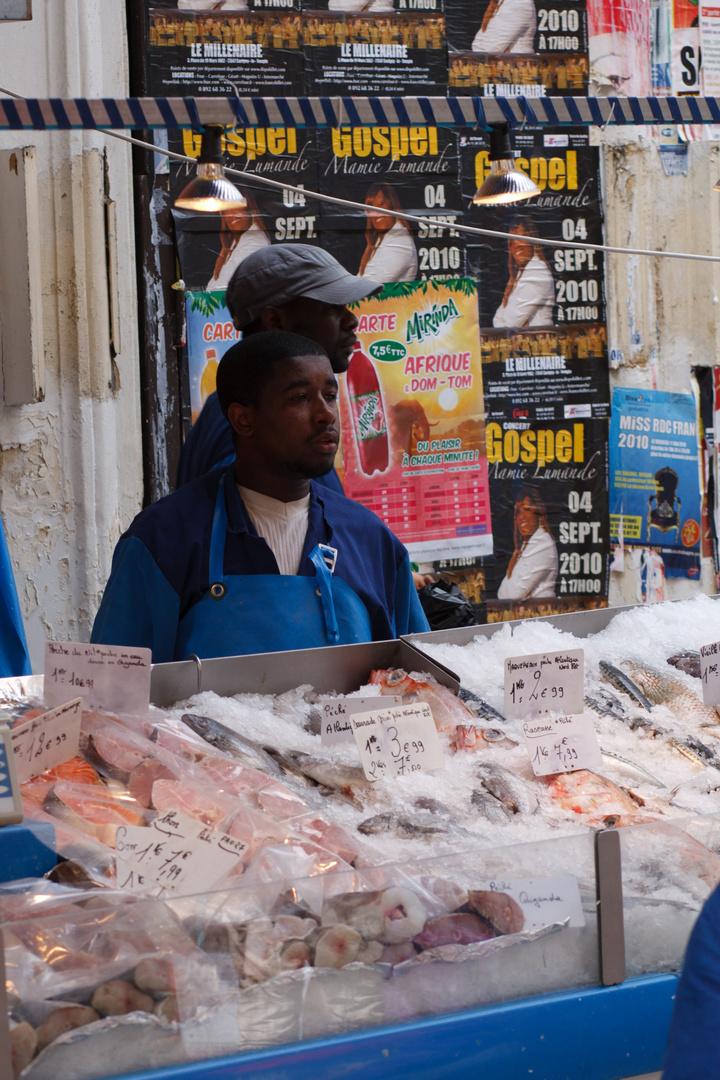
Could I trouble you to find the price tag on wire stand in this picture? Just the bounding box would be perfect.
[115,809,247,898]
[44,641,152,714]
[351,702,444,782]
[10,698,83,783]
[700,641,720,705]
[522,713,602,777]
[504,649,584,720]
[320,695,401,746]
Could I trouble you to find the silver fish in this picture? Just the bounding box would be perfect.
[622,660,720,727]
[180,712,284,777]
[474,762,538,815]
[600,748,666,788]
[357,812,451,839]
[585,689,630,723]
[470,789,513,825]
[457,687,508,724]
[666,737,710,770]
[264,748,368,792]
[598,661,653,711]
[395,816,450,839]
[358,813,395,835]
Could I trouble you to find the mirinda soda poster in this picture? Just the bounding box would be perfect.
[338,279,493,564]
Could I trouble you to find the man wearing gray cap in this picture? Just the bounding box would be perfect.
[176,244,381,489]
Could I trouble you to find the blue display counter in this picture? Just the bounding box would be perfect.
[110,974,676,1080]
[0,821,55,883]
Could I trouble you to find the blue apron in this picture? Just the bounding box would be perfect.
[175,482,373,660]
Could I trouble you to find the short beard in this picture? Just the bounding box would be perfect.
[288,456,335,480]
[330,351,351,375]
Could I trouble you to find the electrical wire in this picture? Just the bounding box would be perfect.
[100,128,720,266]
[3,83,720,265]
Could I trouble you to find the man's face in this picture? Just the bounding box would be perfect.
[239,354,340,479]
[274,297,360,374]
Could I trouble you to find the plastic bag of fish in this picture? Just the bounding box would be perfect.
[4,865,562,1080]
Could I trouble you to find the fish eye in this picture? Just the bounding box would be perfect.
[483,728,503,742]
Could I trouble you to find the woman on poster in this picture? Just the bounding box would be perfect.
[497,488,558,600]
[492,217,555,329]
[206,190,271,291]
[472,0,536,53]
[358,182,418,283]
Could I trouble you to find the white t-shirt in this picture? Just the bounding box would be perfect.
[472,0,536,53]
[238,487,310,576]
[206,225,271,291]
[492,255,554,328]
[360,222,418,283]
[497,527,558,600]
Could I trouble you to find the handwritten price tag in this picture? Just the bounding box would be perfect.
[115,809,247,897]
[44,642,152,714]
[700,641,720,705]
[504,649,584,720]
[320,695,401,746]
[522,713,601,776]
[482,875,585,931]
[351,702,444,782]
[0,726,23,825]
[11,698,83,784]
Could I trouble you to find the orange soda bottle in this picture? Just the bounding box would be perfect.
[346,344,389,476]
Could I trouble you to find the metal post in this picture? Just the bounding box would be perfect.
[595,829,626,986]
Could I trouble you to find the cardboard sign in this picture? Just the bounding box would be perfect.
[351,701,444,781]
[11,698,83,784]
[481,874,585,931]
[320,695,401,746]
[115,810,247,898]
[504,649,584,719]
[44,642,152,714]
[700,641,720,705]
[522,712,601,776]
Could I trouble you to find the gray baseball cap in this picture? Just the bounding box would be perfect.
[226,244,382,329]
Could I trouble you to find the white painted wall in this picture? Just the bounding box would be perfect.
[0,1,143,670]
[598,128,720,606]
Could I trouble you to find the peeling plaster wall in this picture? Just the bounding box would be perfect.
[0,2,143,670]
[598,129,720,605]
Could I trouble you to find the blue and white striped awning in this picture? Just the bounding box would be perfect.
[2,95,720,130]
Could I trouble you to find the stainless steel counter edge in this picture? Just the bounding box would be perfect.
[401,594,720,649]
[149,638,460,707]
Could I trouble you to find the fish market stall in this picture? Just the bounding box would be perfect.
[3,614,719,1079]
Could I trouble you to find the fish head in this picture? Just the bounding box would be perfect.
[180,712,216,742]
[369,668,422,696]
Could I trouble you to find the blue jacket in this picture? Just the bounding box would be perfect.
[91,466,428,663]
[0,514,31,677]
[176,392,343,494]
[662,881,720,1079]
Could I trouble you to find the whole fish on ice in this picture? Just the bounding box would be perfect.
[369,669,478,739]
[546,769,659,827]
[621,660,720,728]
[598,661,653,711]
[180,713,285,777]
